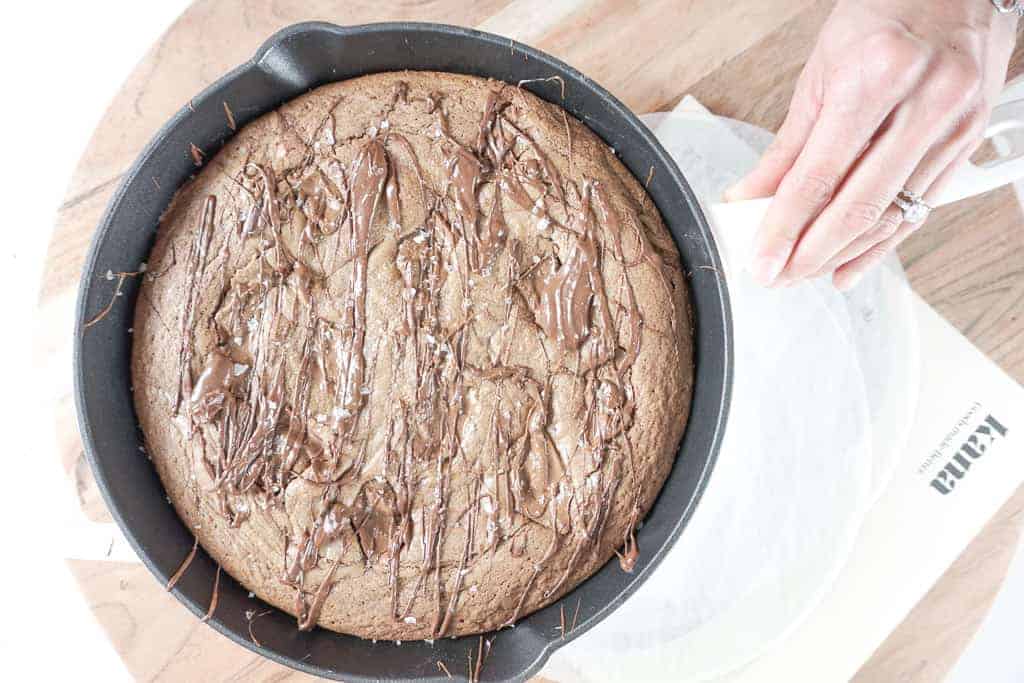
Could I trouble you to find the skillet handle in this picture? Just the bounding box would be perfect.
[252,22,346,91]
[933,89,1024,206]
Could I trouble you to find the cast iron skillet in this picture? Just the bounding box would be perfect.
[74,21,732,683]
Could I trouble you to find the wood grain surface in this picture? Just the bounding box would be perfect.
[38,1,1024,681]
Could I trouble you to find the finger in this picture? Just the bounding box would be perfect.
[721,120,809,202]
[918,119,987,205]
[748,102,896,285]
[749,39,926,285]
[781,54,983,282]
[831,132,985,291]
[806,206,906,281]
[831,215,919,291]
[810,110,985,278]
[723,71,820,202]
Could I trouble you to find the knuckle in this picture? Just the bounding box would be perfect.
[865,242,891,263]
[842,200,888,234]
[932,54,983,106]
[830,64,864,96]
[862,29,927,85]
[962,107,990,139]
[763,137,795,162]
[871,211,903,240]
[790,170,838,208]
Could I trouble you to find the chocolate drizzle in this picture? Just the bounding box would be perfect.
[535,184,613,352]
[334,139,388,430]
[175,195,217,416]
[157,78,679,637]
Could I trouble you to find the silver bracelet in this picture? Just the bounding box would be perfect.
[992,0,1024,17]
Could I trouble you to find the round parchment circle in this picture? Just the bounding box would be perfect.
[724,115,920,503]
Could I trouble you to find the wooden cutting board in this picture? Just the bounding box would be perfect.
[40,1,1024,681]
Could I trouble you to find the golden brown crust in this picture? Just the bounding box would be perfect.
[132,71,692,640]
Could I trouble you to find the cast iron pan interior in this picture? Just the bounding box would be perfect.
[74,21,732,683]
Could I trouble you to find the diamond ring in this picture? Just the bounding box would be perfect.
[893,189,931,224]
[991,0,1024,17]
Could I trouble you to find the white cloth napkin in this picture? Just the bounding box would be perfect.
[544,97,919,681]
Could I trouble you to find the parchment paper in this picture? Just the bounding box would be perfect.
[544,96,921,681]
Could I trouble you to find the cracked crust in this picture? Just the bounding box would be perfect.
[132,71,693,639]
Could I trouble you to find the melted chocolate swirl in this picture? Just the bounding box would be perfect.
[151,76,682,637]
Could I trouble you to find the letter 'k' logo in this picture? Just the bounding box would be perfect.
[930,415,1009,495]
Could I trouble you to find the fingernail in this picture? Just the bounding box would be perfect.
[751,251,787,286]
[834,271,863,292]
[771,276,795,289]
[722,178,747,202]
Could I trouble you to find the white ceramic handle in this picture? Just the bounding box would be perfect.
[933,89,1024,206]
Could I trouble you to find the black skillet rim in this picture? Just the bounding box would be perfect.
[73,20,733,682]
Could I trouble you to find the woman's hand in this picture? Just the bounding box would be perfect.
[725,0,1018,290]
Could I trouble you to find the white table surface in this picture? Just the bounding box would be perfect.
[944,179,1024,683]
[2,2,188,680]
[950,530,1024,683]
